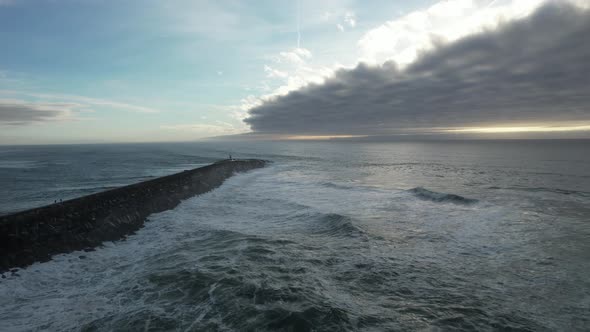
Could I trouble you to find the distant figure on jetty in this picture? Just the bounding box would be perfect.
[229,154,233,160]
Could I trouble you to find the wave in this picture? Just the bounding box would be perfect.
[0,160,40,169]
[409,187,478,205]
[321,181,357,190]
[308,213,367,238]
[104,266,354,332]
[487,186,590,197]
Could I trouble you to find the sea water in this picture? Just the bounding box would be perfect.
[0,140,589,331]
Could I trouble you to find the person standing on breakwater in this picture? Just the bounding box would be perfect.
[229,154,233,160]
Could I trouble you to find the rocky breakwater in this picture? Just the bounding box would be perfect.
[0,159,267,273]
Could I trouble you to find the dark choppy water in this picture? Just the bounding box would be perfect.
[1,140,589,331]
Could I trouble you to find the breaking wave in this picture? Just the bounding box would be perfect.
[307,213,367,238]
[409,187,478,205]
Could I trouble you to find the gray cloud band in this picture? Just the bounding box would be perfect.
[245,3,590,135]
[0,103,64,125]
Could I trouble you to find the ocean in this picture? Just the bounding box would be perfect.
[0,140,589,331]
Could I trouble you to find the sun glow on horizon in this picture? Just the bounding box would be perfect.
[445,124,590,134]
[284,135,368,140]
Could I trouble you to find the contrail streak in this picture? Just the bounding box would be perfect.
[297,0,301,48]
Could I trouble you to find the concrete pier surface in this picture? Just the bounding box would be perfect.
[0,159,267,273]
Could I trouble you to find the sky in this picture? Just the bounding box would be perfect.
[0,0,589,144]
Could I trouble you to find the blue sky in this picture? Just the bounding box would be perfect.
[1,0,589,144]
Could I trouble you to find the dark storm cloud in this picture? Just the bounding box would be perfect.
[0,101,67,125]
[245,3,590,135]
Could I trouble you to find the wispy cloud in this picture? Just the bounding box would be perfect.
[29,93,161,113]
[322,9,357,32]
[0,89,162,126]
[264,65,288,79]
[276,48,312,66]
[343,11,356,28]
[0,90,160,123]
[160,121,243,136]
